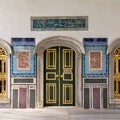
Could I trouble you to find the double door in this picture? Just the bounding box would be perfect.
[44,46,75,106]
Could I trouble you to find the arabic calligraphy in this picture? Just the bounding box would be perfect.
[31,16,88,31]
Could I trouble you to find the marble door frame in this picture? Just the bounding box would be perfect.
[34,36,85,108]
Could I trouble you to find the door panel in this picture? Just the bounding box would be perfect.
[103,88,107,108]
[13,89,18,108]
[44,47,58,106]
[30,89,35,108]
[62,84,73,104]
[93,87,100,109]
[46,83,57,104]
[46,49,57,69]
[19,88,26,108]
[84,88,89,109]
[44,47,75,106]
[60,48,75,106]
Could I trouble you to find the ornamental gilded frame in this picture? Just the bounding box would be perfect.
[108,38,120,107]
[0,39,12,107]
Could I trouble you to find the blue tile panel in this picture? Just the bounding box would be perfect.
[11,38,35,45]
[11,38,36,76]
[83,38,108,77]
[31,16,88,31]
[83,38,108,45]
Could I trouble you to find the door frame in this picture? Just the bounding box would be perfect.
[34,36,85,108]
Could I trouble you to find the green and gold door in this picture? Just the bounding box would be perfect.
[44,46,75,106]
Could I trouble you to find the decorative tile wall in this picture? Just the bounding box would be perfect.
[11,38,36,76]
[31,16,88,31]
[83,38,108,76]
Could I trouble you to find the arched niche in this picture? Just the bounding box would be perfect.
[34,36,85,108]
[108,38,120,108]
[0,39,12,107]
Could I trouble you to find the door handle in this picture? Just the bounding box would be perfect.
[56,74,60,79]
[60,74,63,78]
[56,74,63,79]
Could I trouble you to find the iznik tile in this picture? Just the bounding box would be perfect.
[83,38,108,76]
[31,16,88,31]
[11,38,36,76]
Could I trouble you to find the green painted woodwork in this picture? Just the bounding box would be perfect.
[44,46,75,106]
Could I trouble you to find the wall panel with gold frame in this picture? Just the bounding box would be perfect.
[44,46,75,106]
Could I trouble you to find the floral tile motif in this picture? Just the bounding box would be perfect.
[11,38,36,76]
[83,38,108,76]
[89,51,102,70]
[17,50,30,69]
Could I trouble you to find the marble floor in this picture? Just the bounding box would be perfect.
[0,108,120,120]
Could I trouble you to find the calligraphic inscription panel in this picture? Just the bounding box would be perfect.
[31,16,88,31]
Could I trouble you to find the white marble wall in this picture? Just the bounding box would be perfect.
[0,0,120,45]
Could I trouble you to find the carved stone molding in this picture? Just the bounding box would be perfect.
[0,39,12,55]
[35,36,84,108]
[34,36,85,55]
[107,38,120,54]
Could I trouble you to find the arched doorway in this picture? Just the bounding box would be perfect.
[0,39,12,107]
[0,46,7,97]
[108,38,120,108]
[114,46,120,98]
[34,36,85,108]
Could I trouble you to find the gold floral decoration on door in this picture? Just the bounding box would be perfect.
[0,46,6,97]
[114,46,120,98]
